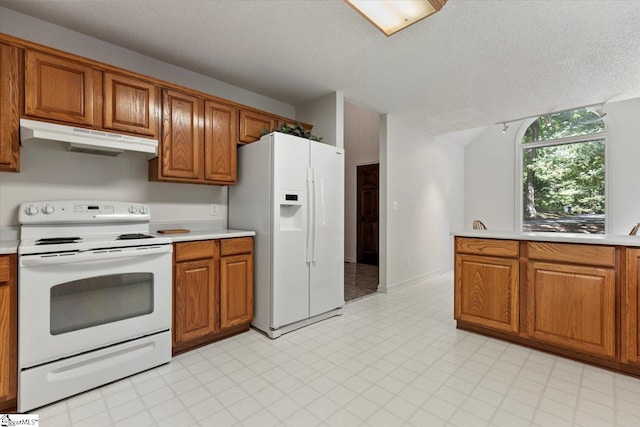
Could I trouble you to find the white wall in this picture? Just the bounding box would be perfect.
[381,115,465,290]
[343,101,380,263]
[296,92,345,148]
[0,7,296,227]
[464,97,640,234]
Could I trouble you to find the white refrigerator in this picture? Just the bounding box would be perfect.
[229,132,345,338]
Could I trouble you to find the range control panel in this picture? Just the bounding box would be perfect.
[19,201,151,224]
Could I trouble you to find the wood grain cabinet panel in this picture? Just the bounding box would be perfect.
[239,109,277,144]
[0,254,17,411]
[24,50,94,125]
[204,100,237,183]
[0,43,21,172]
[220,253,253,329]
[174,258,218,346]
[455,253,519,333]
[103,72,158,137]
[160,89,203,180]
[624,249,640,366]
[527,261,616,359]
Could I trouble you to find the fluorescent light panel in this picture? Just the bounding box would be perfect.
[346,0,445,36]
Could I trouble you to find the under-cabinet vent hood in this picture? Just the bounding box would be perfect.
[19,119,158,156]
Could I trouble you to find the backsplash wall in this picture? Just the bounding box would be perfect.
[0,144,227,227]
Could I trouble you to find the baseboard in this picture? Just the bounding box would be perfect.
[387,268,452,290]
[344,257,356,263]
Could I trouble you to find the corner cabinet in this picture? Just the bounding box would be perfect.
[0,254,17,412]
[624,249,640,366]
[150,89,238,185]
[0,43,22,172]
[172,237,253,355]
[454,238,519,334]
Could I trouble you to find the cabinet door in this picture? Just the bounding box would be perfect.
[174,258,218,346]
[0,255,17,411]
[455,254,519,333]
[160,89,203,180]
[204,100,237,183]
[239,110,276,143]
[220,253,253,329]
[103,72,158,137]
[24,50,93,125]
[624,249,640,366]
[0,43,21,172]
[527,261,615,358]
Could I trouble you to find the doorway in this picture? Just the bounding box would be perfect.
[345,163,379,302]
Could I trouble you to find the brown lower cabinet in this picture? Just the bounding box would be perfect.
[455,237,640,377]
[625,249,640,366]
[173,237,253,355]
[0,254,17,412]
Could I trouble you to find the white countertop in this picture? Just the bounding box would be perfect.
[0,240,19,254]
[452,230,640,247]
[152,229,255,242]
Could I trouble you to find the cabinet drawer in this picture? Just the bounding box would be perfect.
[0,256,9,283]
[456,237,518,258]
[220,237,253,256]
[175,241,218,262]
[527,242,615,267]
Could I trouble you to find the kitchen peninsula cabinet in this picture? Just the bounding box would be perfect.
[454,238,519,334]
[24,50,95,126]
[526,242,616,359]
[625,249,640,366]
[0,43,20,172]
[172,237,253,355]
[0,254,17,411]
[102,72,159,137]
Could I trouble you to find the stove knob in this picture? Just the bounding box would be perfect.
[42,205,55,215]
[140,206,149,215]
[25,205,39,216]
[128,205,138,214]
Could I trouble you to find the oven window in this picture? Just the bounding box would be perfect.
[50,273,154,335]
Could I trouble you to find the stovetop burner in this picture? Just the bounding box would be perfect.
[35,237,82,245]
[116,233,155,240]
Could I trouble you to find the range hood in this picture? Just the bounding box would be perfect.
[19,119,158,156]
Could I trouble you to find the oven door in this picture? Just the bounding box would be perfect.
[19,244,172,369]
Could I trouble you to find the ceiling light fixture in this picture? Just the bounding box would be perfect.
[501,123,509,134]
[344,0,447,36]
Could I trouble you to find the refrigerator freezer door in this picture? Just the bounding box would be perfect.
[309,141,345,317]
[272,134,311,328]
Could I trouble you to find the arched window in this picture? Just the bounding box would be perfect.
[518,107,607,233]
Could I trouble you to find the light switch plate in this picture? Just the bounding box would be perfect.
[210,204,218,216]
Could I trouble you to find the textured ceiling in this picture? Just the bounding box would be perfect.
[1,0,640,134]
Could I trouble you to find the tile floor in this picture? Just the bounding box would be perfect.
[344,262,379,302]
[30,271,640,426]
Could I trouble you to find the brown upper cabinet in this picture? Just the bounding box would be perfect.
[150,89,239,185]
[103,72,159,137]
[0,43,21,172]
[239,109,277,144]
[24,50,94,126]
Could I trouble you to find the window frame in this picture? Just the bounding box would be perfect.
[514,112,610,234]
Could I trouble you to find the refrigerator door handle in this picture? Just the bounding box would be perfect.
[312,168,319,263]
[306,167,314,263]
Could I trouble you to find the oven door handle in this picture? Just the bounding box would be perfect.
[20,245,171,266]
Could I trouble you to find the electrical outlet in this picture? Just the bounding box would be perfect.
[210,204,218,216]
[392,201,399,211]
